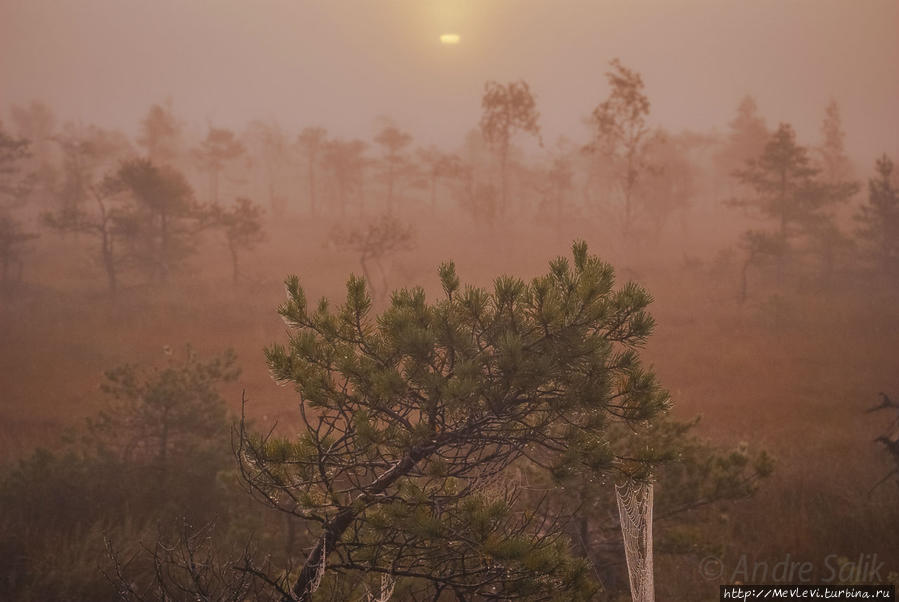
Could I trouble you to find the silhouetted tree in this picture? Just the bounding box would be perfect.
[244,121,290,217]
[330,211,415,301]
[417,145,462,211]
[9,101,56,155]
[715,95,769,188]
[729,123,856,283]
[817,99,853,184]
[322,138,367,216]
[453,130,498,226]
[116,158,199,282]
[91,346,238,474]
[0,213,37,286]
[52,125,133,215]
[585,59,651,235]
[0,127,34,208]
[373,123,413,212]
[43,171,132,296]
[637,130,695,238]
[137,101,181,164]
[855,155,899,278]
[296,127,327,215]
[9,101,57,204]
[480,80,541,216]
[194,127,246,204]
[213,197,266,284]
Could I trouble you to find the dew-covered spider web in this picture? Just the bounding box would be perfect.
[615,479,654,602]
[364,573,396,602]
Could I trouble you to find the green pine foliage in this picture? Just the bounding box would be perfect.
[242,241,673,599]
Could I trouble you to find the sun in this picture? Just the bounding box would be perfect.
[440,33,461,45]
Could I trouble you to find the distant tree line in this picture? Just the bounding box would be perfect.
[2,60,897,301]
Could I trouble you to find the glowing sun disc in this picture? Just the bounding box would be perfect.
[440,33,460,45]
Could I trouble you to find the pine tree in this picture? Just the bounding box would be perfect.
[238,242,671,600]
[115,158,200,282]
[212,197,266,284]
[818,99,853,183]
[193,127,246,204]
[137,101,181,165]
[715,95,769,184]
[855,154,899,278]
[729,123,856,286]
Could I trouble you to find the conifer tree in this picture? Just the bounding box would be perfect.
[715,95,769,185]
[817,100,853,183]
[855,154,899,278]
[115,158,200,282]
[193,127,246,204]
[137,101,181,165]
[212,196,266,284]
[43,171,130,296]
[729,123,856,285]
[238,242,671,600]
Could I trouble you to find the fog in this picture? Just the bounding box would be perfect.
[3,0,897,163]
[1,2,898,601]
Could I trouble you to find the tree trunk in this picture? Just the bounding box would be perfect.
[283,441,438,601]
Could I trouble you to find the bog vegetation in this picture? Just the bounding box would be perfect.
[1,60,897,600]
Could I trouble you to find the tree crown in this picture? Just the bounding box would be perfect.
[242,242,670,599]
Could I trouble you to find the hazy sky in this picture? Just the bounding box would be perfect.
[2,0,897,165]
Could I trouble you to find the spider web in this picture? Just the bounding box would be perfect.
[615,479,654,602]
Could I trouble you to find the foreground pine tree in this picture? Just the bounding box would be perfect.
[239,242,672,600]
